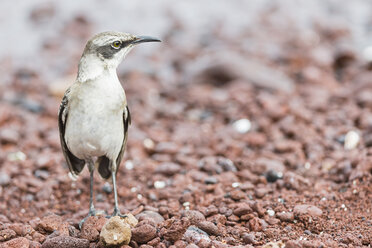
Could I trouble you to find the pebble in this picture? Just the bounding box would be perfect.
[241,233,256,245]
[248,217,266,232]
[0,229,16,242]
[37,214,63,233]
[232,119,251,133]
[0,173,11,186]
[154,180,166,189]
[233,203,252,216]
[344,130,360,150]
[197,221,220,236]
[155,162,181,176]
[183,226,210,244]
[41,236,89,248]
[136,211,164,225]
[276,212,294,222]
[100,216,131,246]
[160,218,190,242]
[80,216,107,242]
[267,209,275,217]
[2,237,30,248]
[293,204,323,217]
[8,223,34,236]
[131,223,157,243]
[181,210,205,225]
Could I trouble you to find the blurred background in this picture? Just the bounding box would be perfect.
[0,1,371,246]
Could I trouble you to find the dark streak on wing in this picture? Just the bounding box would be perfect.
[58,89,85,176]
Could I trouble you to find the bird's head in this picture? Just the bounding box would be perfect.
[77,31,160,82]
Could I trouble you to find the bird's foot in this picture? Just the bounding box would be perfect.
[106,207,127,219]
[79,209,97,229]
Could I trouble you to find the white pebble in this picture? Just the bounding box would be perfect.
[143,138,155,149]
[344,130,360,150]
[7,151,26,161]
[154,180,166,189]
[267,209,275,216]
[304,162,311,170]
[125,160,134,170]
[232,182,240,188]
[137,194,143,200]
[130,187,137,192]
[113,234,118,241]
[232,119,251,133]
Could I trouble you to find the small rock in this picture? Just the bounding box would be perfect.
[230,189,245,200]
[204,176,218,184]
[155,142,179,154]
[100,216,131,246]
[285,240,301,248]
[233,203,252,216]
[31,232,46,243]
[37,214,63,233]
[131,223,157,244]
[160,218,190,242]
[197,221,220,236]
[242,233,256,245]
[41,236,90,248]
[183,226,210,244]
[155,162,181,176]
[276,212,294,222]
[254,188,268,199]
[344,130,360,150]
[123,213,138,228]
[232,119,251,133]
[8,223,34,236]
[181,210,205,225]
[0,229,16,242]
[248,217,265,232]
[0,173,10,186]
[29,241,41,248]
[293,205,323,217]
[2,237,30,248]
[136,211,164,225]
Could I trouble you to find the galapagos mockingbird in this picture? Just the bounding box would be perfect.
[58,31,160,225]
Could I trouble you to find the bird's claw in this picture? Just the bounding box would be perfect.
[79,209,97,229]
[106,208,127,219]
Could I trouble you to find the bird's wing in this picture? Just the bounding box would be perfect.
[116,105,131,166]
[98,105,131,179]
[58,88,85,177]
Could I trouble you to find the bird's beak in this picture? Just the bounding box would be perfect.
[131,36,161,45]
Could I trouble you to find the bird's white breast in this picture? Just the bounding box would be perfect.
[65,71,126,161]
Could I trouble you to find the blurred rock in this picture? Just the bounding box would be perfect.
[155,162,181,176]
[183,226,210,244]
[1,237,30,248]
[187,51,294,93]
[136,211,164,225]
[41,236,89,248]
[293,205,323,217]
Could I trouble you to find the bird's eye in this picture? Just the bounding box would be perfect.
[111,41,122,49]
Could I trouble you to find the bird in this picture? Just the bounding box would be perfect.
[58,31,160,227]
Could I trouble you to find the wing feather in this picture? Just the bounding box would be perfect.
[58,88,85,176]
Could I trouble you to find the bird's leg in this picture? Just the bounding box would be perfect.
[110,162,127,218]
[88,162,96,216]
[79,159,96,229]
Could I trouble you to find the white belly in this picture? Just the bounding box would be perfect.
[65,76,126,160]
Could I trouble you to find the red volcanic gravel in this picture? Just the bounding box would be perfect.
[0,2,372,247]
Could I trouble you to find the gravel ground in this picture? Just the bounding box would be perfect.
[0,1,371,247]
